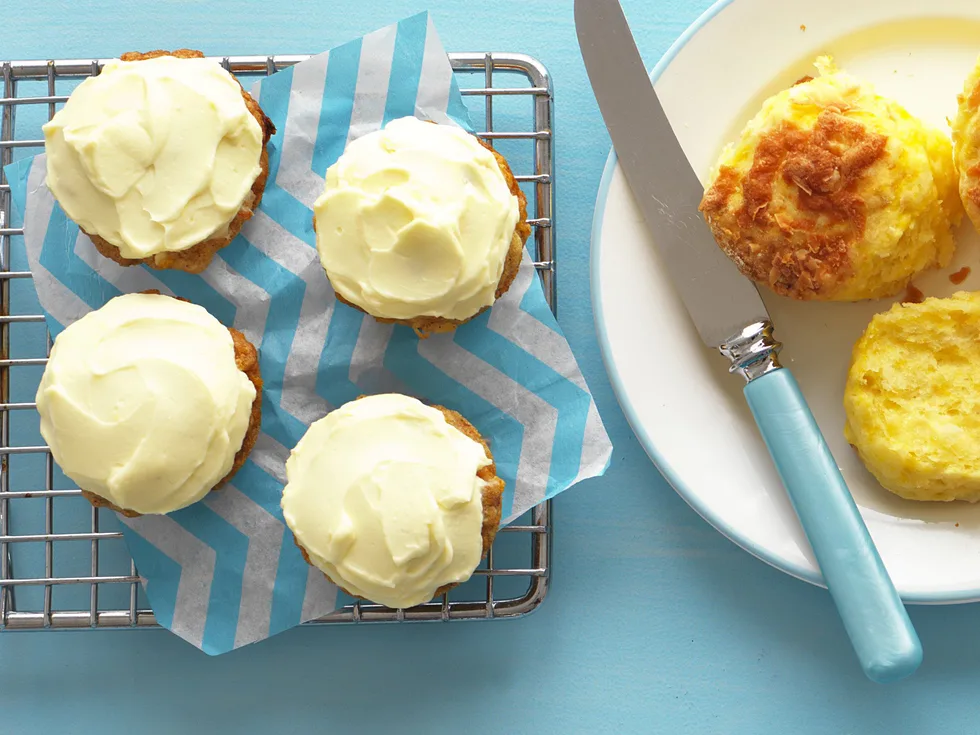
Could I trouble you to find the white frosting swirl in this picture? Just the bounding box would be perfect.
[313,116,520,321]
[36,293,257,515]
[282,394,491,609]
[43,56,264,259]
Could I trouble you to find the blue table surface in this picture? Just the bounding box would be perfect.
[4,1,980,732]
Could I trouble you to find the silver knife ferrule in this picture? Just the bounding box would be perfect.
[719,321,782,383]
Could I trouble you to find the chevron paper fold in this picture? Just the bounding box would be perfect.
[4,12,612,654]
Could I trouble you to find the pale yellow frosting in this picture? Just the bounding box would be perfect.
[282,394,490,609]
[36,293,257,515]
[313,116,520,321]
[42,56,264,259]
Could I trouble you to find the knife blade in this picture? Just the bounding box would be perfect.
[576,3,767,349]
[576,0,921,683]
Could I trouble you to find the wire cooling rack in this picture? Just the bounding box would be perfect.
[0,52,554,629]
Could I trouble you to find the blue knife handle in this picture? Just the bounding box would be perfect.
[743,367,922,683]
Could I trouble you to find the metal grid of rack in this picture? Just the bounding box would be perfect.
[0,52,554,629]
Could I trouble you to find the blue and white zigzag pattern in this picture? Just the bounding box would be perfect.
[6,12,611,655]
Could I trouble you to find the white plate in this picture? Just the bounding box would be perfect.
[592,0,980,602]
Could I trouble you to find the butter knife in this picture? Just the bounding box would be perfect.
[575,0,921,683]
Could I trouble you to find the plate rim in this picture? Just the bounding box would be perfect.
[589,0,980,605]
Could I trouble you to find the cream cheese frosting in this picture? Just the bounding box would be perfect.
[42,56,264,259]
[36,293,257,515]
[282,393,491,609]
[313,116,520,321]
